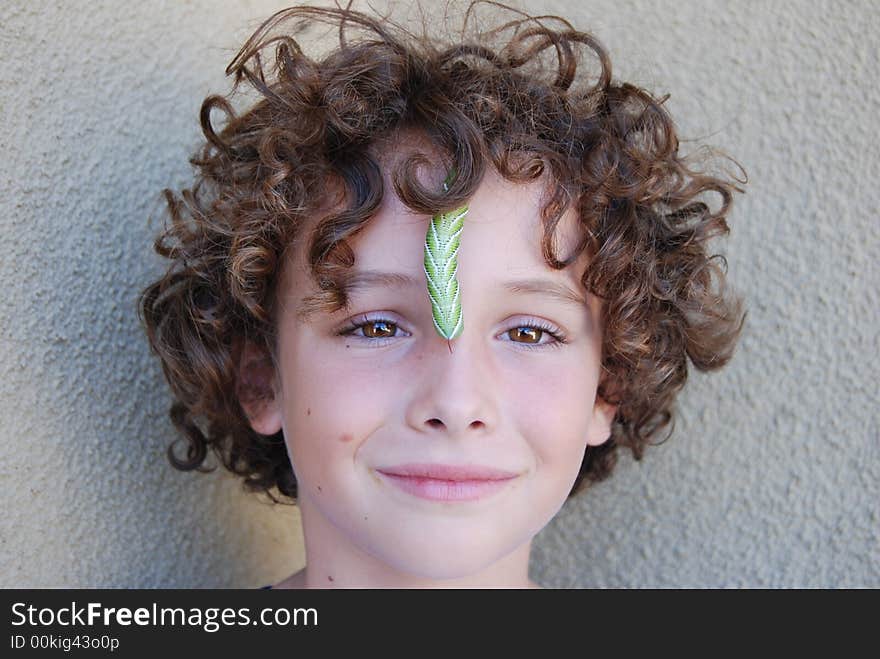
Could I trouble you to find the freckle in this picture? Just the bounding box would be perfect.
[307,408,311,416]
[364,515,368,521]
[345,344,350,349]
[317,485,322,492]
[328,575,334,582]
[340,433,353,443]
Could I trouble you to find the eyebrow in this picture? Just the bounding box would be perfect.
[344,270,588,308]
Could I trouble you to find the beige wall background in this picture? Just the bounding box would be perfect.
[1,0,876,588]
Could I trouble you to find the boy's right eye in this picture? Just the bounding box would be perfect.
[336,315,410,346]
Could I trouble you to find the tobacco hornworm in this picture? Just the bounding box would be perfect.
[423,169,468,341]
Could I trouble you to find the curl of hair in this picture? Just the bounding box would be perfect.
[138,1,748,503]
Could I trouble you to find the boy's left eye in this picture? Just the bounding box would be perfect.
[337,315,567,350]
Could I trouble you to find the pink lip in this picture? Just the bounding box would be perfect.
[376,463,519,502]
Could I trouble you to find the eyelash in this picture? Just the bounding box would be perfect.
[336,314,568,351]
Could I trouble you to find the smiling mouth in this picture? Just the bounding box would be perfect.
[375,463,519,502]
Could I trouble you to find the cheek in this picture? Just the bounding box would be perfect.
[278,349,389,489]
[282,407,364,498]
[285,335,398,412]
[508,361,595,464]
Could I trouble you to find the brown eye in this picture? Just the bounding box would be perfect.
[337,316,410,347]
[502,321,567,351]
[362,320,397,338]
[508,327,542,344]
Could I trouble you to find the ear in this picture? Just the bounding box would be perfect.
[235,339,283,436]
[585,394,618,447]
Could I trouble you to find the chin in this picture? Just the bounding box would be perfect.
[387,550,505,582]
[366,527,526,582]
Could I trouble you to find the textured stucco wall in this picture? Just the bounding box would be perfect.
[1,0,877,588]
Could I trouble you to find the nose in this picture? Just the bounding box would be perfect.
[405,329,498,439]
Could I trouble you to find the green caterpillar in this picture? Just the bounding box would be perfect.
[423,169,468,342]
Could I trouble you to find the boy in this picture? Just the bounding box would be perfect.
[139,1,746,588]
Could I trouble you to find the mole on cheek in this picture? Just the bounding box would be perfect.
[307,408,311,416]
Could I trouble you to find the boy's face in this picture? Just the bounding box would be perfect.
[245,142,616,581]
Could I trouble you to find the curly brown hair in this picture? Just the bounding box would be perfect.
[138,1,747,505]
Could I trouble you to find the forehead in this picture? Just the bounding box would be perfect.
[362,132,586,279]
[281,132,593,311]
